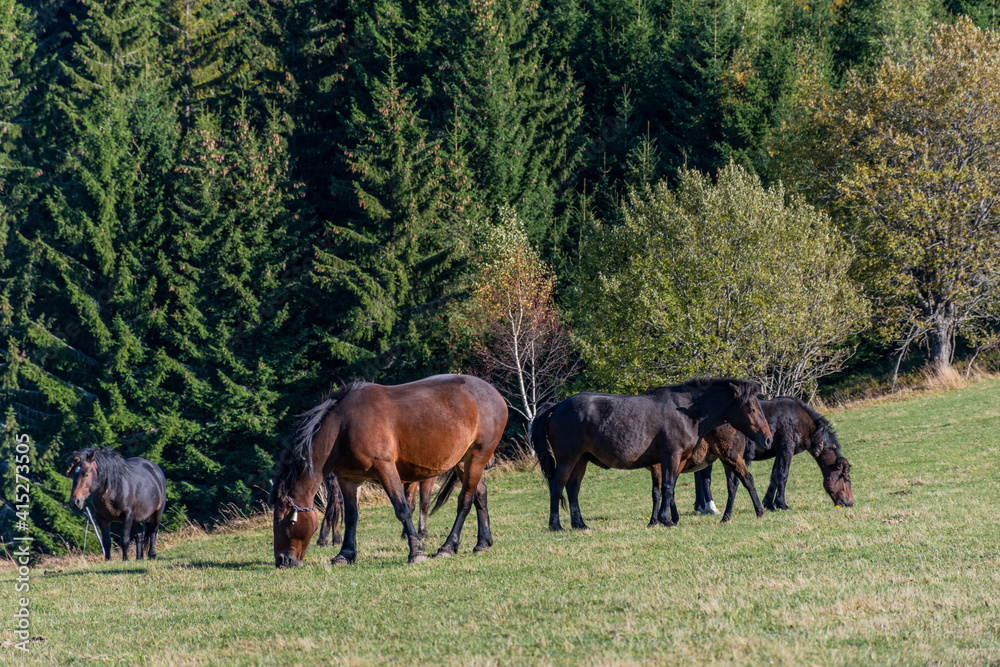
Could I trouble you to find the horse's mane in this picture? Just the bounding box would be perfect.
[783,396,842,456]
[643,377,761,401]
[69,447,132,492]
[269,380,368,504]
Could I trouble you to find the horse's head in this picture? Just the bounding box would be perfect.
[816,449,854,507]
[66,450,98,510]
[272,487,319,568]
[723,381,773,455]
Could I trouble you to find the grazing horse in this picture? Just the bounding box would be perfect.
[315,473,437,548]
[531,378,773,530]
[67,448,166,561]
[271,375,507,567]
[689,397,855,514]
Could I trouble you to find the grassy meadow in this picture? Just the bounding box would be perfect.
[3,380,1000,665]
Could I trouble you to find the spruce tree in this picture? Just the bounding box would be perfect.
[437,0,584,268]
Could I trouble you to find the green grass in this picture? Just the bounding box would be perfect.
[4,381,1000,665]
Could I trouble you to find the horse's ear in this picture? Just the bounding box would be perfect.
[86,450,97,462]
[728,381,751,401]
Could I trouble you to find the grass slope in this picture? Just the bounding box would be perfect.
[3,381,1000,665]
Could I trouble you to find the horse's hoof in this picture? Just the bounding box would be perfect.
[317,540,330,548]
[720,515,732,524]
[548,524,563,532]
[332,554,355,566]
[473,543,491,554]
[433,548,455,559]
[409,553,428,564]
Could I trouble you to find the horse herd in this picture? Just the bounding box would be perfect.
[65,373,854,567]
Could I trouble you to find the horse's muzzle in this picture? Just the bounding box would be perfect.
[756,433,773,450]
[275,553,303,569]
[71,497,86,510]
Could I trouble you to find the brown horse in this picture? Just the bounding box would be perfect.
[684,397,854,518]
[646,424,763,524]
[271,375,507,567]
[531,378,773,529]
[67,448,166,560]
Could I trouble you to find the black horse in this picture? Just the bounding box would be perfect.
[692,396,854,512]
[67,448,167,560]
[531,378,773,529]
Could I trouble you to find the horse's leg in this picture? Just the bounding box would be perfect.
[120,511,134,562]
[134,523,144,560]
[548,461,577,531]
[375,462,426,564]
[333,480,360,566]
[471,479,493,553]
[701,464,716,511]
[436,458,488,557]
[731,459,765,518]
[145,506,163,560]
[721,465,740,523]
[418,478,434,539]
[647,466,661,527]
[763,458,781,511]
[99,520,113,561]
[694,467,706,512]
[565,460,590,530]
[720,460,765,522]
[773,449,794,510]
[656,449,682,527]
[401,482,418,540]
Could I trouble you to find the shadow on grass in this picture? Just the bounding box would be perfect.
[42,557,271,577]
[184,560,270,571]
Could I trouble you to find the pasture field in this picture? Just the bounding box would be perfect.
[3,381,1000,666]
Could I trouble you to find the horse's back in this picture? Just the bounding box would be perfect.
[352,374,506,434]
[332,374,507,479]
[125,457,167,508]
[549,392,668,469]
[758,397,815,457]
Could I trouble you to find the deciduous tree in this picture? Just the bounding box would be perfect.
[782,19,1000,372]
[581,163,867,397]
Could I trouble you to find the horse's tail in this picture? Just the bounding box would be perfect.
[531,402,567,509]
[531,402,559,481]
[430,468,460,516]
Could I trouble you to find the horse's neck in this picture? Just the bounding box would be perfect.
[688,389,731,437]
[291,474,322,505]
[97,461,134,505]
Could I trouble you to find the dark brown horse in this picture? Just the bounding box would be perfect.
[686,397,854,517]
[530,378,773,529]
[646,424,764,524]
[271,375,507,567]
[67,448,166,560]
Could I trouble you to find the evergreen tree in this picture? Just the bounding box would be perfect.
[437,0,584,268]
